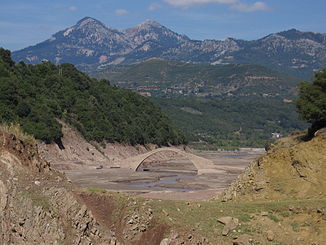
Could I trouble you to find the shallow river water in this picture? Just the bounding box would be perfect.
[124,171,197,192]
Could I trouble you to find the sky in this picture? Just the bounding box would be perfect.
[1,0,326,51]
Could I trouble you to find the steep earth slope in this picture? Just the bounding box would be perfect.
[38,121,150,170]
[12,17,326,79]
[220,129,326,202]
[0,128,115,244]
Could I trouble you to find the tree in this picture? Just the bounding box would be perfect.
[296,69,326,137]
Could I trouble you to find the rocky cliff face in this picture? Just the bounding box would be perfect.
[0,130,115,244]
[12,18,326,79]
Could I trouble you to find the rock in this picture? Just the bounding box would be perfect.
[140,226,146,232]
[233,234,251,245]
[266,230,274,241]
[171,232,179,240]
[162,209,169,216]
[218,216,233,225]
[217,217,239,230]
[218,216,239,236]
[222,226,230,236]
[110,238,117,245]
[160,238,171,245]
[261,211,269,216]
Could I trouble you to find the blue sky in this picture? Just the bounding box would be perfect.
[1,0,326,51]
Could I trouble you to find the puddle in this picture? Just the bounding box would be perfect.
[124,171,197,192]
[222,153,249,158]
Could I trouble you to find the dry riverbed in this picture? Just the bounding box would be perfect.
[64,148,264,201]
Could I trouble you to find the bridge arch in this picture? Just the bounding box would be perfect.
[114,147,217,175]
[135,149,197,172]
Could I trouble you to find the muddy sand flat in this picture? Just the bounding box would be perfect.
[64,149,264,201]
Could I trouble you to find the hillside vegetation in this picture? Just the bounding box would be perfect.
[95,59,300,98]
[153,96,307,147]
[95,59,307,147]
[0,48,185,146]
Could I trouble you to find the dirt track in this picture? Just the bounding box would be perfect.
[64,148,264,201]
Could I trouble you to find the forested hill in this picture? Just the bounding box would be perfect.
[0,48,185,146]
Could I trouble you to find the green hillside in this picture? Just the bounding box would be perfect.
[94,59,301,98]
[0,49,185,146]
[152,97,307,148]
[94,59,307,147]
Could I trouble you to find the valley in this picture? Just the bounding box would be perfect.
[1,8,326,244]
[63,149,264,201]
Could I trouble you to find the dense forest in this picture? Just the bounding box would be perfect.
[0,48,185,146]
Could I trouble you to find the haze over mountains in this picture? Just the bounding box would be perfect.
[12,17,326,79]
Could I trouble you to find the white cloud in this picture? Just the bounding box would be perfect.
[164,0,237,8]
[231,1,270,12]
[164,0,270,12]
[68,6,77,12]
[148,3,162,11]
[115,9,128,16]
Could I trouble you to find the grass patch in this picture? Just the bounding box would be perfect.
[79,189,326,243]
[0,123,36,145]
[86,187,107,194]
[290,222,300,232]
[238,213,252,222]
[279,210,291,217]
[268,215,281,222]
[23,191,55,213]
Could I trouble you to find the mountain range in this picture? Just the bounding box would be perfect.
[12,17,326,79]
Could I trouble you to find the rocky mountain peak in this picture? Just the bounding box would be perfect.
[55,17,110,39]
[276,29,326,44]
[139,19,162,28]
[12,17,326,79]
[123,19,189,46]
[76,17,101,27]
[74,16,117,34]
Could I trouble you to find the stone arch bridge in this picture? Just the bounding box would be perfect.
[113,147,218,175]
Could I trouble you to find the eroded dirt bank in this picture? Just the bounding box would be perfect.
[38,122,152,170]
[0,131,115,244]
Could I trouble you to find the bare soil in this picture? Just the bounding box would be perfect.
[64,149,264,201]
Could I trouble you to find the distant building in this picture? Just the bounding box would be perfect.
[272,132,282,138]
[138,92,151,97]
